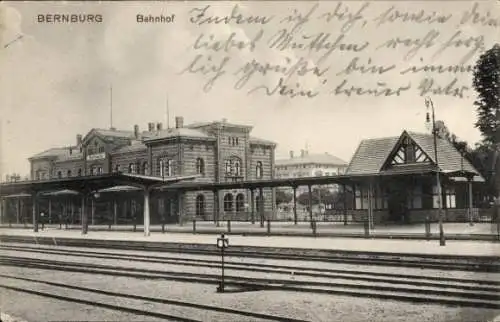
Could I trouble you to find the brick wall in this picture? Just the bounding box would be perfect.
[181,140,216,219]
[53,159,85,178]
[150,142,182,177]
[248,144,274,213]
[111,150,148,173]
[31,159,54,180]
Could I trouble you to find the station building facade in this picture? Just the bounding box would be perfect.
[27,117,276,224]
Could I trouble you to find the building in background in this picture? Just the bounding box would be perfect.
[27,117,276,224]
[275,149,348,195]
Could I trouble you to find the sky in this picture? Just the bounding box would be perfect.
[0,1,498,177]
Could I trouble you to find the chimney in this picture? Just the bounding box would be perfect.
[148,122,155,132]
[157,122,163,131]
[134,124,139,139]
[300,149,305,157]
[289,150,294,159]
[76,134,82,146]
[175,116,184,129]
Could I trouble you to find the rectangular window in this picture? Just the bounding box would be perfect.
[407,185,422,209]
[375,186,384,210]
[354,185,364,210]
[432,185,441,209]
[446,187,456,208]
[159,159,173,177]
[405,144,416,163]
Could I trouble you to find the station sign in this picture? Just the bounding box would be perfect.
[86,152,106,161]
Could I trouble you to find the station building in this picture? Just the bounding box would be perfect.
[0,126,490,228]
[25,117,276,225]
[345,130,485,224]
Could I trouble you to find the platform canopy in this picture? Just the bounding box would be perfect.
[0,173,200,197]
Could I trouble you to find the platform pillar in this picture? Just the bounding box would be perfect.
[250,189,255,224]
[368,181,374,230]
[259,187,264,227]
[16,198,20,224]
[468,178,474,226]
[113,199,118,225]
[91,198,95,226]
[81,194,88,235]
[0,197,3,224]
[32,192,38,232]
[213,190,220,226]
[143,188,150,236]
[343,184,348,225]
[308,185,313,225]
[293,186,298,225]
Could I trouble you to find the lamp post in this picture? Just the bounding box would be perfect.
[425,97,446,246]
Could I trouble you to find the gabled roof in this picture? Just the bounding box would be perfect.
[111,140,147,155]
[276,153,348,167]
[143,127,215,143]
[346,136,400,175]
[187,120,253,131]
[30,146,83,162]
[82,128,136,145]
[30,147,69,159]
[346,130,484,181]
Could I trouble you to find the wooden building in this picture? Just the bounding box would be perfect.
[345,130,485,224]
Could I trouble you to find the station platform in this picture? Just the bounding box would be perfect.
[1,227,499,257]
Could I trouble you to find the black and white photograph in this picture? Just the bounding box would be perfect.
[0,1,499,321]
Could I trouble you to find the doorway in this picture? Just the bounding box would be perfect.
[387,182,408,223]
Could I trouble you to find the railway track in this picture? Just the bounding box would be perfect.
[0,249,499,309]
[1,236,498,272]
[1,244,499,288]
[0,273,305,322]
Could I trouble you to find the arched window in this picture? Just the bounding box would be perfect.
[196,158,205,175]
[128,163,135,174]
[115,164,121,173]
[224,157,243,179]
[256,161,263,178]
[195,194,205,217]
[223,193,234,212]
[224,160,232,175]
[97,167,103,175]
[57,171,62,179]
[236,193,245,212]
[77,168,82,176]
[234,159,241,176]
[67,170,72,177]
[159,158,173,177]
[90,166,96,176]
[142,161,148,175]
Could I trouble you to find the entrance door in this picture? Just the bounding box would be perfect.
[387,183,407,222]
